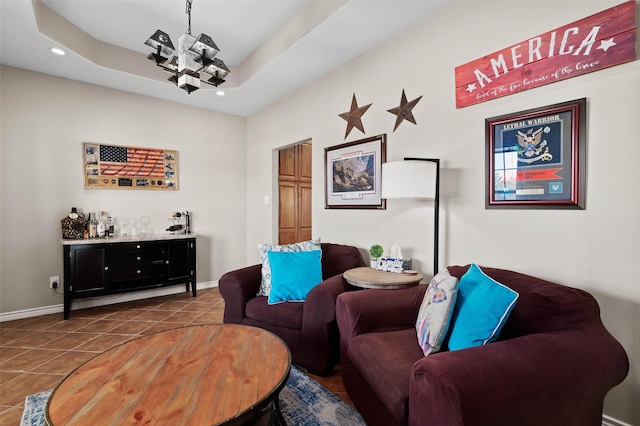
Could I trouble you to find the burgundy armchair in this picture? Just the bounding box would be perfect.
[336,265,629,426]
[219,242,364,376]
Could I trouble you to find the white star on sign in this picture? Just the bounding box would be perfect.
[597,38,616,52]
[466,83,476,93]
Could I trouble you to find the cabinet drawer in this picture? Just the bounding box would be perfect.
[110,242,164,253]
[111,249,164,265]
[111,263,164,281]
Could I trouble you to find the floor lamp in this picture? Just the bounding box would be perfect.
[381,158,440,276]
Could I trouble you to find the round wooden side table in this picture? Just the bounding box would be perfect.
[343,266,423,289]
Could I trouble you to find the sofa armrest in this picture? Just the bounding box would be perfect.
[408,330,629,426]
[218,264,262,324]
[337,285,427,343]
[302,273,353,329]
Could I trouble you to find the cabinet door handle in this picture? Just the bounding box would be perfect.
[137,256,141,261]
[136,245,141,249]
[104,266,109,271]
[137,269,141,274]
[166,260,170,264]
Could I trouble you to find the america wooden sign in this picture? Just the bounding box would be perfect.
[455,1,637,108]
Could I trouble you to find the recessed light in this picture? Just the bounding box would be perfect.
[216,91,225,96]
[50,47,66,56]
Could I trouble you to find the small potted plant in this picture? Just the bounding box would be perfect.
[369,244,384,269]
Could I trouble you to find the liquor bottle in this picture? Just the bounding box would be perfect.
[88,213,97,239]
[97,211,106,238]
[107,216,114,237]
[68,207,79,220]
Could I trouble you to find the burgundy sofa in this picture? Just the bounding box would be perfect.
[336,264,629,426]
[219,242,364,376]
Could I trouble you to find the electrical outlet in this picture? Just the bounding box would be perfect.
[49,276,59,289]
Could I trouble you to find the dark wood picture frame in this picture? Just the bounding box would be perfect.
[324,134,387,209]
[486,98,586,209]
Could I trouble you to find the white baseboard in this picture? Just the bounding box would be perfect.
[0,281,218,323]
[602,414,634,426]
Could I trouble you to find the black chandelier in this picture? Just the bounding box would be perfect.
[144,0,230,94]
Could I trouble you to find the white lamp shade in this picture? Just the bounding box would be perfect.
[381,160,437,199]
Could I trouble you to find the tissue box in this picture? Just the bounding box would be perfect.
[375,257,412,273]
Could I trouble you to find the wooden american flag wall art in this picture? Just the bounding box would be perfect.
[83,142,178,190]
[455,1,637,108]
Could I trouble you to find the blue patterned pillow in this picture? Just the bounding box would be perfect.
[257,239,321,296]
[415,269,459,356]
[446,263,519,351]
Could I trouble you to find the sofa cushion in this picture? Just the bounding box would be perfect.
[446,263,519,351]
[416,269,459,355]
[245,296,304,329]
[348,328,423,424]
[257,239,321,296]
[267,250,323,304]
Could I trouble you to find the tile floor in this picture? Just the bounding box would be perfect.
[0,287,351,425]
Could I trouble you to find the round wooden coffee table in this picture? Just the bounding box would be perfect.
[344,267,423,289]
[46,324,291,426]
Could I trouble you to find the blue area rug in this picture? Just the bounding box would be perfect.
[20,389,50,426]
[21,366,365,425]
[279,366,366,425]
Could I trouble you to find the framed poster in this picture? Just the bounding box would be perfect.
[486,99,586,209]
[325,134,386,209]
[83,143,178,190]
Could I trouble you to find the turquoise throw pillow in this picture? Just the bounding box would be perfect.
[446,263,519,351]
[257,239,321,296]
[267,250,323,305]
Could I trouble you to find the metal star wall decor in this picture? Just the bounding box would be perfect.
[339,93,372,139]
[387,89,423,131]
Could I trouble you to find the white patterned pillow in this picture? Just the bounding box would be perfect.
[257,239,321,296]
[416,269,459,356]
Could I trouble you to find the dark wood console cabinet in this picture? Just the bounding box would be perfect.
[62,236,196,319]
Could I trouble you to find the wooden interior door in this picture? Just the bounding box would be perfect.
[278,142,312,244]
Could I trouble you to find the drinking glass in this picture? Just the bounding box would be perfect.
[139,216,152,236]
[129,217,139,237]
[118,217,130,237]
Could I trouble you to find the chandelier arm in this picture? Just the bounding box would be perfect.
[186,0,193,35]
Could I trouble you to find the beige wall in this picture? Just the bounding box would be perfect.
[246,1,639,423]
[0,66,248,313]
